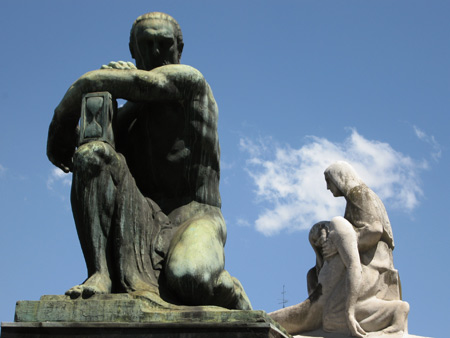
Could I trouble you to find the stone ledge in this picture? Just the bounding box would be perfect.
[14,293,265,323]
[2,294,291,337]
[293,328,431,338]
[1,321,289,338]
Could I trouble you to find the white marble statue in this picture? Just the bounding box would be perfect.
[270,161,409,337]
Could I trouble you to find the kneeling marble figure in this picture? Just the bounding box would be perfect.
[270,161,409,337]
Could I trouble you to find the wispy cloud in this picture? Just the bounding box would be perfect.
[240,129,426,236]
[0,164,6,177]
[47,167,72,190]
[413,125,442,162]
[236,218,251,227]
[220,159,235,170]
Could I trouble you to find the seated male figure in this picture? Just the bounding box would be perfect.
[47,12,251,310]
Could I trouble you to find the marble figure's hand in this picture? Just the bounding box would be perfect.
[347,314,366,338]
[322,238,338,259]
[101,61,136,70]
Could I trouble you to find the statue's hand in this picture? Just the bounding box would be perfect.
[347,314,366,338]
[322,238,338,259]
[47,118,79,173]
[101,61,136,70]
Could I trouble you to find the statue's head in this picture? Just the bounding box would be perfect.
[324,161,363,197]
[129,12,184,70]
[309,221,330,269]
[309,221,329,248]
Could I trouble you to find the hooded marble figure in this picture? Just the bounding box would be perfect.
[46,12,251,310]
[270,161,409,337]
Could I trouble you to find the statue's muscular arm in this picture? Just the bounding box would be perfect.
[47,65,207,172]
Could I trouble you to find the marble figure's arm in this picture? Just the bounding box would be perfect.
[329,217,366,338]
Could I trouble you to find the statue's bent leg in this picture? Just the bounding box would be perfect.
[269,298,323,335]
[356,298,409,334]
[164,207,252,309]
[70,141,161,298]
[114,177,164,295]
[70,142,120,298]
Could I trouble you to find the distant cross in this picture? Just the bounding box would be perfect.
[278,285,288,308]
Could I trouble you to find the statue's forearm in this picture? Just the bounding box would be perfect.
[53,65,205,125]
[355,220,383,252]
[345,263,361,313]
[329,218,362,314]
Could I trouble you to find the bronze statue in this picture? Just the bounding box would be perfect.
[47,12,251,310]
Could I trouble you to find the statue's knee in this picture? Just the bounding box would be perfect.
[164,216,226,304]
[167,256,215,287]
[330,216,354,235]
[166,258,216,303]
[73,141,118,175]
[397,300,410,316]
[330,216,346,225]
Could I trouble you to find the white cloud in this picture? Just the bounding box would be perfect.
[220,159,235,170]
[236,218,251,227]
[47,167,72,190]
[240,129,426,236]
[0,164,6,176]
[413,125,442,162]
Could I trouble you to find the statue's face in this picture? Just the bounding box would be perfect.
[325,176,343,197]
[133,19,179,70]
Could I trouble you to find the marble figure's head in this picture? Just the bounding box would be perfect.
[324,161,363,197]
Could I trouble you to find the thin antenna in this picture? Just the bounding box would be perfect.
[278,284,288,308]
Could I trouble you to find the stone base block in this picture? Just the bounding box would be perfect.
[293,329,431,338]
[1,321,289,338]
[1,294,290,338]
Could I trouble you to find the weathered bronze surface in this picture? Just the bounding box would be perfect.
[5,298,290,338]
[46,12,251,310]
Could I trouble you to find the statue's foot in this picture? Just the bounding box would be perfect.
[382,328,405,337]
[65,272,112,299]
[232,277,253,310]
[130,281,159,295]
[212,271,253,310]
[382,301,409,334]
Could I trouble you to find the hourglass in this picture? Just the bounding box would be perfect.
[79,92,116,148]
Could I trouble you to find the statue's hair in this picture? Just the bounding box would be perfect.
[325,161,395,249]
[129,12,184,60]
[324,161,363,196]
[309,221,330,271]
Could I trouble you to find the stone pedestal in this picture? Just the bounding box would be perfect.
[293,330,431,338]
[1,294,290,338]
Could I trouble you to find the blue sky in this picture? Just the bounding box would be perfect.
[0,1,449,337]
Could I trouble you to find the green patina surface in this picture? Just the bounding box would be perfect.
[14,294,288,337]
